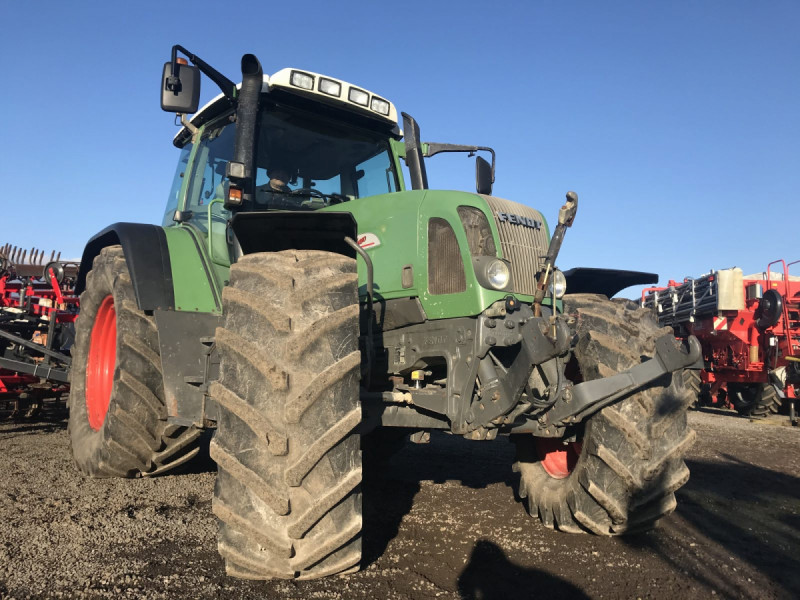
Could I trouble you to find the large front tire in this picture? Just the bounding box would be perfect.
[514,294,696,535]
[68,246,202,477]
[210,250,362,580]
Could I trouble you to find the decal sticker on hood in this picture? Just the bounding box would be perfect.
[357,233,381,249]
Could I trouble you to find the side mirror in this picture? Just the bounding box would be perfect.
[476,156,493,195]
[161,61,201,114]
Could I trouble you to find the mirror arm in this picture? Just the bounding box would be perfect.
[171,44,237,102]
[423,143,496,183]
[179,113,199,142]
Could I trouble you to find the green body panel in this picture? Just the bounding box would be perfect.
[163,122,233,314]
[162,225,223,313]
[388,139,407,191]
[321,189,550,320]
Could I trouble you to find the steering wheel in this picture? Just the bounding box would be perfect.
[289,188,326,200]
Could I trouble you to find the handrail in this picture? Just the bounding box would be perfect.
[786,261,800,357]
[766,259,797,357]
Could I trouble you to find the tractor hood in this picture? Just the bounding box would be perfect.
[324,190,551,320]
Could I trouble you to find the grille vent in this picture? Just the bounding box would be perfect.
[483,196,549,296]
[428,217,466,295]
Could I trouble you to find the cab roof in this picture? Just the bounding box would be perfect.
[173,69,400,147]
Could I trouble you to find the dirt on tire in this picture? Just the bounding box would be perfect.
[210,250,362,580]
[68,245,202,478]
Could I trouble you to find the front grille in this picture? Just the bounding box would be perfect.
[428,218,467,295]
[483,196,549,296]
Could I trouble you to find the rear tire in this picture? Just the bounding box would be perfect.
[210,250,362,580]
[514,294,696,535]
[68,246,202,477]
[729,382,782,418]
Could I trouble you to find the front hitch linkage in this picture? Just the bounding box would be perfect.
[513,335,702,436]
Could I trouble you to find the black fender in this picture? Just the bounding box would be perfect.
[231,211,358,258]
[563,267,658,298]
[76,223,174,311]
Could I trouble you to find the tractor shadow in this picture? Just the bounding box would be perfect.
[360,431,519,568]
[457,539,590,600]
[621,456,800,598]
[620,386,800,597]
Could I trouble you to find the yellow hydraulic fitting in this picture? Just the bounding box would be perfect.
[411,370,424,389]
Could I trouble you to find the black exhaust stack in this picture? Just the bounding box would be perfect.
[226,54,263,209]
[401,112,429,190]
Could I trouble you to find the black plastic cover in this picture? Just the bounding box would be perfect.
[231,211,357,258]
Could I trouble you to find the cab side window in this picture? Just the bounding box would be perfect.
[184,122,235,231]
[162,145,192,227]
[355,151,397,198]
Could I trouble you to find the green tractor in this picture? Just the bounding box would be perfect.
[68,46,701,580]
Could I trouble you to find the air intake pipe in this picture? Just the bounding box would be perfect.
[401,112,429,190]
[226,54,263,209]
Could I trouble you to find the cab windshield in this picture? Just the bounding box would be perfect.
[253,103,399,209]
[176,102,399,228]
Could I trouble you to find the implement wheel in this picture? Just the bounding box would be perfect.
[210,250,362,580]
[68,246,202,477]
[682,369,704,409]
[514,294,696,534]
[729,382,783,418]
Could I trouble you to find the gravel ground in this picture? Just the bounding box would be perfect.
[0,409,798,599]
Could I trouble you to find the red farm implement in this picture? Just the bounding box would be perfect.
[0,244,79,418]
[642,260,799,420]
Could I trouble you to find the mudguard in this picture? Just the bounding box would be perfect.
[76,223,174,311]
[563,267,658,298]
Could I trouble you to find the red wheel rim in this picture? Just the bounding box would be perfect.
[535,437,583,479]
[86,295,117,431]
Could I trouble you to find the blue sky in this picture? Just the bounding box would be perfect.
[1,1,797,296]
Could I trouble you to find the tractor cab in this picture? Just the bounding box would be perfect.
[162,66,404,233]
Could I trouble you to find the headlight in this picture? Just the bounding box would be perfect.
[371,96,390,115]
[319,77,342,97]
[548,269,567,299]
[487,259,511,290]
[348,87,369,106]
[290,70,314,90]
